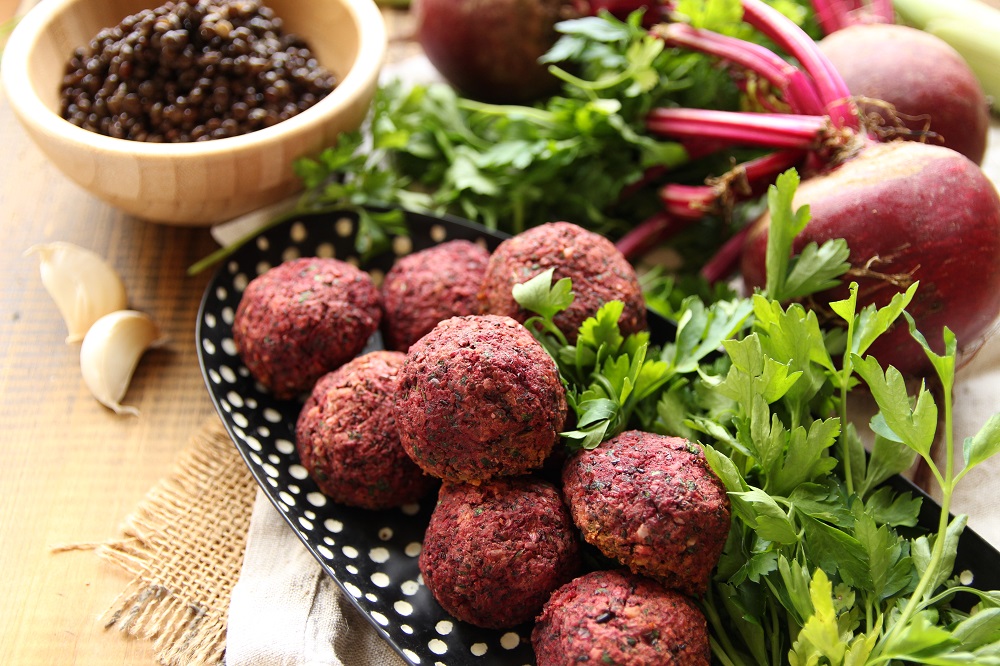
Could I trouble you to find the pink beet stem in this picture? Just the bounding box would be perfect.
[867,0,895,22]
[745,85,791,114]
[660,184,717,219]
[739,149,808,185]
[740,0,859,131]
[654,23,825,115]
[616,212,689,260]
[810,0,851,33]
[659,149,806,218]
[647,108,830,150]
[811,0,895,32]
[701,225,752,284]
[581,0,671,23]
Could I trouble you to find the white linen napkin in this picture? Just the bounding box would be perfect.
[225,489,407,666]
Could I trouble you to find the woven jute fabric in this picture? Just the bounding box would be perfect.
[98,417,254,666]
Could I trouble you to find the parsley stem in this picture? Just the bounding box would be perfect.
[455,98,559,128]
[547,65,618,99]
[878,488,953,654]
[768,600,780,666]
[709,639,743,666]
[921,585,979,609]
[875,380,956,656]
[839,379,854,496]
[702,591,749,666]
[839,330,856,497]
[186,204,309,275]
[943,376,955,499]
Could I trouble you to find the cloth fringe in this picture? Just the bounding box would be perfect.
[98,417,255,666]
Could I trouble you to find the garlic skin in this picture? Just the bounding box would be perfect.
[80,310,165,416]
[25,242,128,343]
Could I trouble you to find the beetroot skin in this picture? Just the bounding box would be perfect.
[741,141,1000,376]
[820,24,990,165]
[413,0,573,104]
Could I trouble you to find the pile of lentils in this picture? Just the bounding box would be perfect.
[59,0,337,142]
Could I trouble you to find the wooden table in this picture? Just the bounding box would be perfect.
[3,2,1000,665]
[0,5,417,664]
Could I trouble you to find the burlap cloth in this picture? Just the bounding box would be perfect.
[80,417,405,666]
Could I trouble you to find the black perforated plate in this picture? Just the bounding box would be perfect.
[196,208,1000,666]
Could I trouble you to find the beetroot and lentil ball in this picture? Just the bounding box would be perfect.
[233,257,381,399]
[295,351,435,510]
[393,314,567,484]
[532,569,711,666]
[381,239,490,351]
[419,476,582,629]
[479,221,646,342]
[562,431,731,596]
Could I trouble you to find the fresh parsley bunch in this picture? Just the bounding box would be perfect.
[189,1,824,274]
[512,265,754,451]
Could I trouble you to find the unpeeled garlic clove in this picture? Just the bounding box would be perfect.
[80,310,165,416]
[25,242,128,343]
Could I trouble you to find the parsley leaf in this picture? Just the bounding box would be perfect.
[512,268,574,325]
[763,169,851,302]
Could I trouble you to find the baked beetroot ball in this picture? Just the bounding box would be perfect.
[419,476,582,629]
[562,431,730,596]
[479,221,646,342]
[233,257,382,399]
[394,314,567,483]
[381,239,490,351]
[296,351,435,509]
[532,569,711,666]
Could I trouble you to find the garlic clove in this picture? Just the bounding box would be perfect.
[80,310,165,416]
[25,242,129,343]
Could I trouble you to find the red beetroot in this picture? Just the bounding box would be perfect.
[740,141,1000,375]
[819,23,990,165]
[412,0,572,104]
[412,0,672,104]
[638,0,1000,375]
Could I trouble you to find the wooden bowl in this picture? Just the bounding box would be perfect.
[0,0,386,226]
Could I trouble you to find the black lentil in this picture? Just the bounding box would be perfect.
[59,0,337,142]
